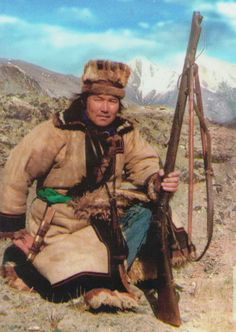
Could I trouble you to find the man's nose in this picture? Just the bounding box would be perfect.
[100,101,109,112]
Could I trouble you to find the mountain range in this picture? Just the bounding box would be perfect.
[0,56,236,124]
[127,56,236,124]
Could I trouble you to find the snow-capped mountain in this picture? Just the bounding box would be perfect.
[126,56,236,124]
[127,57,178,104]
[198,56,236,93]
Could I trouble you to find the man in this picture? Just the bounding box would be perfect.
[0,60,183,309]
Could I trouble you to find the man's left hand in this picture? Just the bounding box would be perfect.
[159,169,180,193]
[147,169,180,200]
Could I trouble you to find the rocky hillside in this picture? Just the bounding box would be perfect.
[0,94,69,166]
[0,59,80,98]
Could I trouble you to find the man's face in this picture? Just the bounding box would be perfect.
[86,94,120,127]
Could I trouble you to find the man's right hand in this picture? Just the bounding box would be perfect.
[0,229,27,239]
[0,229,34,256]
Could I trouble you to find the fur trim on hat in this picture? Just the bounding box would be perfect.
[82,82,126,98]
[81,60,131,97]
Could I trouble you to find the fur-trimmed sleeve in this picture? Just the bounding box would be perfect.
[0,120,66,215]
[123,128,160,186]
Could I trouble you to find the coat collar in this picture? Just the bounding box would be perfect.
[52,110,134,135]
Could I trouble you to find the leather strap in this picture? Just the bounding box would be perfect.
[27,205,55,262]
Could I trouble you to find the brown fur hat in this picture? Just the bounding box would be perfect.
[81,59,131,98]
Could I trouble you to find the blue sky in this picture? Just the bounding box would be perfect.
[0,0,235,75]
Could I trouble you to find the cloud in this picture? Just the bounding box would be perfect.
[138,22,150,29]
[0,3,235,74]
[0,15,23,25]
[42,24,155,51]
[217,1,236,17]
[58,6,95,23]
[195,1,236,29]
[196,3,215,11]
[163,0,195,4]
[154,19,173,28]
[217,2,236,28]
[0,11,209,74]
[0,15,157,73]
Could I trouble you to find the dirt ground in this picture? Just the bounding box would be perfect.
[0,120,236,332]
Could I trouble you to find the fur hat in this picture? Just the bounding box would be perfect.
[81,59,131,98]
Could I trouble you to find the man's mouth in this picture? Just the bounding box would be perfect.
[97,115,110,119]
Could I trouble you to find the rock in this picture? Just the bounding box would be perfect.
[3,96,39,121]
[27,326,41,331]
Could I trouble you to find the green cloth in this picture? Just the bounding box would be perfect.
[37,187,72,204]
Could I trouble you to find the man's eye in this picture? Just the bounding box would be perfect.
[110,99,118,104]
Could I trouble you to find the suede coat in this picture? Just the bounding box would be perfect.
[0,115,161,285]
